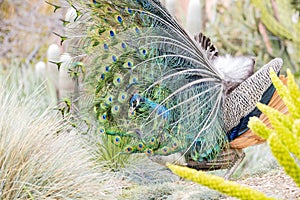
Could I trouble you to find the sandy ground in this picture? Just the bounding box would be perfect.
[118,148,300,199]
[233,169,300,199]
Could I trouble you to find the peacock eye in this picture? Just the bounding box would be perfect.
[99,113,107,122]
[135,27,140,34]
[111,105,120,115]
[126,7,133,14]
[172,142,178,148]
[112,55,117,62]
[114,136,121,145]
[118,92,127,103]
[116,16,123,23]
[129,76,138,84]
[121,42,127,49]
[128,110,135,117]
[100,73,105,80]
[105,94,114,105]
[103,43,108,50]
[113,74,123,86]
[105,66,110,72]
[163,147,168,154]
[149,137,156,145]
[145,149,153,155]
[137,143,144,150]
[127,61,133,67]
[99,127,105,134]
[140,48,147,56]
[125,146,133,153]
[109,30,115,37]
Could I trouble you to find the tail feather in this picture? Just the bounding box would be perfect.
[229,75,288,149]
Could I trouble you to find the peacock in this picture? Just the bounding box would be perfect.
[50,0,288,179]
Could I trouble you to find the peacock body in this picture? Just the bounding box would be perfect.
[54,0,285,177]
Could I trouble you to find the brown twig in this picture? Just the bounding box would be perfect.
[258,21,273,55]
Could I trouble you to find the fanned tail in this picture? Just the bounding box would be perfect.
[56,0,228,163]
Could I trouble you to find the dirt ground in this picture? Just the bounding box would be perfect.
[119,151,300,199]
[160,168,300,200]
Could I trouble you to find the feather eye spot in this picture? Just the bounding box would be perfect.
[105,95,114,104]
[172,142,178,149]
[103,43,108,50]
[162,147,168,154]
[145,149,153,155]
[117,16,123,23]
[127,7,132,14]
[100,73,105,80]
[99,127,105,134]
[129,76,138,84]
[127,61,133,67]
[137,143,144,150]
[123,60,133,68]
[105,66,110,72]
[150,137,156,145]
[109,30,115,37]
[118,92,127,103]
[113,74,123,86]
[125,146,133,153]
[128,110,135,117]
[135,27,140,34]
[99,113,107,122]
[121,42,127,49]
[139,48,147,57]
[111,105,120,114]
[114,136,121,145]
[112,55,117,62]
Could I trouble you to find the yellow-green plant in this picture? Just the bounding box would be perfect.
[167,164,275,200]
[248,69,300,187]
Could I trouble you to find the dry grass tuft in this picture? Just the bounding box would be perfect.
[0,71,116,199]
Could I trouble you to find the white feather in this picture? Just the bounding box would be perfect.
[213,54,255,82]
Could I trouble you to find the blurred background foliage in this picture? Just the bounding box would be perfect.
[0,0,63,67]
[161,0,300,80]
[1,0,299,78]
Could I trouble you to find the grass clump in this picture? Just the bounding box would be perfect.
[0,68,114,199]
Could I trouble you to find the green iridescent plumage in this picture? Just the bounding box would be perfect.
[60,0,227,162]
